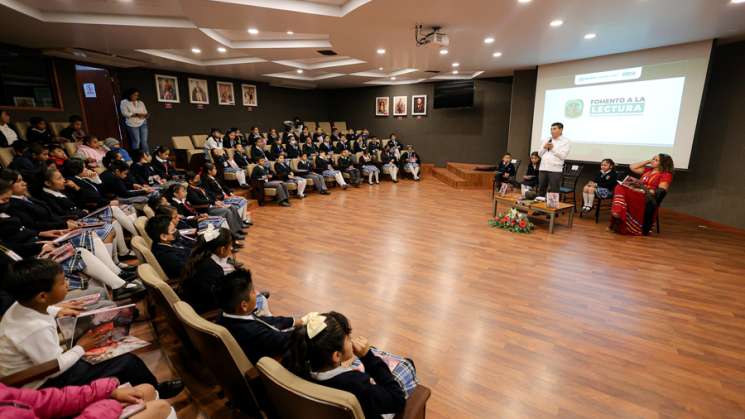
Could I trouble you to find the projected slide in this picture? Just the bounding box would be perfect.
[531,40,713,168]
[542,77,686,146]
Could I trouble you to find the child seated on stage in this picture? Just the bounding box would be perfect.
[582,158,618,213]
[521,151,541,189]
[0,259,184,398]
[283,311,417,419]
[216,269,303,364]
[494,152,516,189]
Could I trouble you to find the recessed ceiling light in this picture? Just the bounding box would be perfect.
[287,30,294,35]
[296,69,304,74]
[191,47,201,54]
[584,33,597,39]
[550,19,563,27]
[518,0,531,3]
[493,51,503,58]
[440,49,449,55]
[378,67,384,71]
[377,48,386,54]
[452,70,459,75]
[247,28,259,35]
[390,76,396,80]
[452,62,460,68]
[217,47,226,53]
[484,37,495,44]
[731,0,745,3]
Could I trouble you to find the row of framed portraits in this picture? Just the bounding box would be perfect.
[375,95,427,117]
[154,74,258,107]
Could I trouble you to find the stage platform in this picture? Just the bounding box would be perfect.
[432,162,493,189]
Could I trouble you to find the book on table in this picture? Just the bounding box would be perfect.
[63,304,149,364]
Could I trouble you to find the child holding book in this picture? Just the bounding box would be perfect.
[0,259,183,398]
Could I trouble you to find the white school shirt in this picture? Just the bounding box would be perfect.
[0,123,18,145]
[211,254,235,273]
[0,302,84,388]
[120,99,148,128]
[538,135,571,173]
[205,137,223,150]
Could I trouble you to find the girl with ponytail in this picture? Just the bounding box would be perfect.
[283,312,411,418]
[180,227,269,315]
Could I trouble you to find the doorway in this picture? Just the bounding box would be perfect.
[75,65,122,142]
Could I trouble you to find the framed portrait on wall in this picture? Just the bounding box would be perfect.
[411,95,427,115]
[241,84,258,107]
[217,81,235,105]
[155,74,180,103]
[188,78,209,104]
[393,96,408,116]
[375,96,389,116]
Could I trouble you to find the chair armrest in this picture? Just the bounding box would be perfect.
[395,385,431,419]
[0,360,59,387]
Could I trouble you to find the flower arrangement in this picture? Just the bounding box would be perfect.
[489,208,534,233]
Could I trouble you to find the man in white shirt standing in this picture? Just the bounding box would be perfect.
[538,122,571,196]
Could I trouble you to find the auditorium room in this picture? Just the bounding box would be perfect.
[1,1,745,418]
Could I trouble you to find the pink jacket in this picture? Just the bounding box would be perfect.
[0,378,122,419]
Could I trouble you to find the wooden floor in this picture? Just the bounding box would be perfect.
[144,178,745,418]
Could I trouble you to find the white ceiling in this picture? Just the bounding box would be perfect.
[1,0,744,89]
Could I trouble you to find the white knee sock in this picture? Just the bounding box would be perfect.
[368,172,373,183]
[375,171,379,182]
[92,235,121,274]
[112,206,137,235]
[80,248,125,289]
[335,172,346,186]
[296,178,306,196]
[236,170,247,186]
[583,192,593,208]
[391,168,398,181]
[112,222,129,256]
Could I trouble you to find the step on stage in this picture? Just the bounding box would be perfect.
[432,162,494,189]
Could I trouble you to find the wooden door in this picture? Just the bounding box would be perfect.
[75,65,122,141]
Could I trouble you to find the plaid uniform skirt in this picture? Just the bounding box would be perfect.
[403,163,419,172]
[595,187,613,199]
[322,169,340,177]
[60,249,88,290]
[66,229,97,253]
[198,216,228,231]
[351,347,418,398]
[361,164,380,175]
[224,196,247,208]
[79,207,115,240]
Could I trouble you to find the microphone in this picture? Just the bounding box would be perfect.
[548,138,553,144]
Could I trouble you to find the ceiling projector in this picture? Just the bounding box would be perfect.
[415,25,449,47]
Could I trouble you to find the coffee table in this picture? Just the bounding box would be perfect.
[492,193,575,234]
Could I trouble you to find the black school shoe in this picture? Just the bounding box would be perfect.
[157,379,185,399]
[112,281,146,301]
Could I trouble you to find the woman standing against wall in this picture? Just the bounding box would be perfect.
[120,88,149,152]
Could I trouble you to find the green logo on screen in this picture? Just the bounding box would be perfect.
[564,99,584,118]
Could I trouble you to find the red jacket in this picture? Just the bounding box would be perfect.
[0,378,122,419]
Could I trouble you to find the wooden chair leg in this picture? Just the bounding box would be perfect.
[595,198,602,224]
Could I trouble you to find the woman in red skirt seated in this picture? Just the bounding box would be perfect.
[610,154,674,236]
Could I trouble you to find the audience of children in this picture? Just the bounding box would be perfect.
[0,121,429,417]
